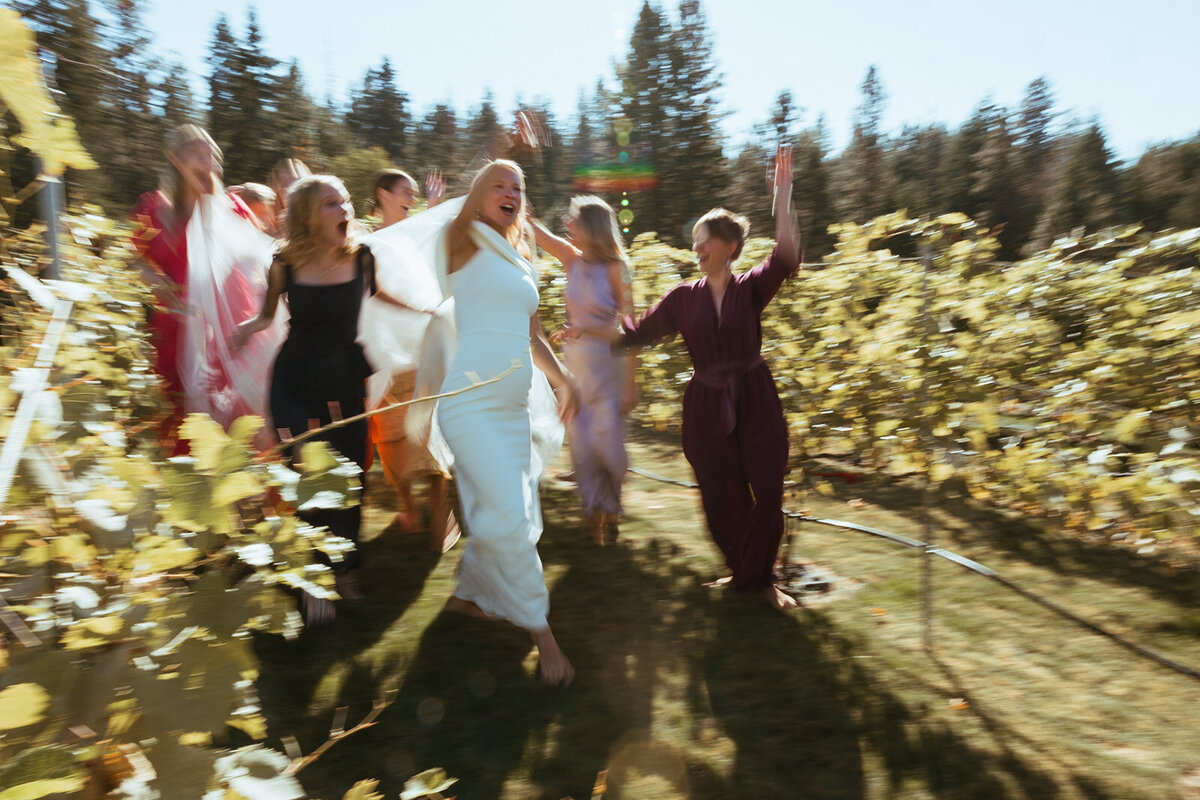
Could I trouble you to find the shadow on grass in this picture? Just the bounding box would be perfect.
[258,465,1096,798]
[807,468,1200,609]
[252,522,440,770]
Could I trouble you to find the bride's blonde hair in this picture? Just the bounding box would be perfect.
[448,159,532,260]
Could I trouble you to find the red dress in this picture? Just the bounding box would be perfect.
[130,190,254,453]
[620,247,798,592]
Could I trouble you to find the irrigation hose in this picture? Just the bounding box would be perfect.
[626,465,1200,682]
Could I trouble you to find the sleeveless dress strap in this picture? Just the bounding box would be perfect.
[356,244,377,295]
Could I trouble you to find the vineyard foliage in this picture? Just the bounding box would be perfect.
[0,210,369,799]
[539,214,1200,546]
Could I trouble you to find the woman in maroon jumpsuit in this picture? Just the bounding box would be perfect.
[618,145,799,609]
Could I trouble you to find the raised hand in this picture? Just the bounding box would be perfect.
[772,143,793,216]
[425,169,445,208]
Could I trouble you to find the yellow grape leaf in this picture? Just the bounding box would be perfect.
[133,536,199,574]
[0,776,87,799]
[342,780,384,800]
[874,420,902,437]
[1112,410,1148,444]
[227,415,265,448]
[61,615,125,651]
[813,480,834,497]
[0,10,97,174]
[0,683,50,730]
[227,713,268,741]
[179,414,233,472]
[213,472,263,508]
[179,731,213,747]
[298,440,339,473]
[52,534,96,565]
[930,463,955,482]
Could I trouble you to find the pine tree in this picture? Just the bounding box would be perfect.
[618,1,673,238]
[207,9,285,184]
[888,124,950,217]
[662,0,728,241]
[1038,122,1122,237]
[157,63,198,131]
[274,61,318,165]
[794,120,834,260]
[410,104,460,189]
[841,65,887,223]
[345,58,409,161]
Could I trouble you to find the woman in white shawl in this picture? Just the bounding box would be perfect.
[437,160,578,685]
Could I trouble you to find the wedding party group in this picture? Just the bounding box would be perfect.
[132,120,800,686]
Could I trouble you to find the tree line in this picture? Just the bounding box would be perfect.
[10,0,1200,258]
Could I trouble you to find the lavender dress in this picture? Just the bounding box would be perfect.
[563,258,628,515]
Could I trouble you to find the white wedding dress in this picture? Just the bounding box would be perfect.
[367,209,562,631]
[437,222,559,630]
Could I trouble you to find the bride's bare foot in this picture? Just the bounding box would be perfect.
[764,584,799,611]
[445,596,493,619]
[532,627,574,686]
[703,575,734,588]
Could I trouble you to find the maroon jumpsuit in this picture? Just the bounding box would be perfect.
[620,247,797,592]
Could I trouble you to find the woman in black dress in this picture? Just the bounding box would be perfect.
[236,174,416,617]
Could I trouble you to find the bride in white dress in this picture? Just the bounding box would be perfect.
[436,160,579,686]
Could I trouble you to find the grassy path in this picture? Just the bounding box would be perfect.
[255,431,1200,800]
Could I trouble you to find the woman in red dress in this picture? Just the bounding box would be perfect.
[130,125,255,454]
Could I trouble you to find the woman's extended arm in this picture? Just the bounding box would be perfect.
[532,219,580,267]
[233,258,286,350]
[530,310,579,423]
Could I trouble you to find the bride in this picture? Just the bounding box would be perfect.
[370,159,579,686]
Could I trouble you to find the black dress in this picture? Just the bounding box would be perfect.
[270,246,375,569]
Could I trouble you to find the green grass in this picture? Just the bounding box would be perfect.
[253,432,1200,800]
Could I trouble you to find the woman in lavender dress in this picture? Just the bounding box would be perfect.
[535,197,636,545]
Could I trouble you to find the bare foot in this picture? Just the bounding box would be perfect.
[588,513,607,546]
[532,628,574,686]
[603,513,620,544]
[764,584,799,611]
[704,575,734,588]
[445,596,494,620]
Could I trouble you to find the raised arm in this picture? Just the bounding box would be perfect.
[772,144,799,266]
[746,145,801,310]
[233,258,286,350]
[531,218,581,267]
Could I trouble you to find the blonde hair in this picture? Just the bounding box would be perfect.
[160,124,222,227]
[693,208,751,260]
[448,160,531,260]
[569,195,627,269]
[276,175,359,266]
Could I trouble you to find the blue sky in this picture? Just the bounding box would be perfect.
[139,0,1200,161]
